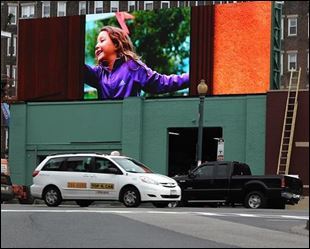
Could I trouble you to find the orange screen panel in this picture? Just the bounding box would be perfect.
[213,1,272,95]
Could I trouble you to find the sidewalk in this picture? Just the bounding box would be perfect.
[286,196,309,210]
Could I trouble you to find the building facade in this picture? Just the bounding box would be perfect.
[1,1,309,97]
[280,1,309,89]
[1,1,309,193]
[7,91,309,195]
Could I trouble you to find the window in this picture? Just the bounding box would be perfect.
[64,157,92,172]
[128,1,135,12]
[161,1,170,8]
[111,1,119,12]
[194,165,214,178]
[113,158,153,173]
[57,2,66,16]
[178,1,187,7]
[42,157,66,171]
[281,16,284,40]
[12,66,17,87]
[42,1,50,17]
[212,1,236,4]
[288,17,297,36]
[21,5,35,18]
[307,51,309,74]
[12,35,17,57]
[1,174,12,185]
[198,1,207,5]
[79,1,86,15]
[280,51,284,76]
[190,1,198,6]
[287,52,297,71]
[6,65,10,78]
[7,38,11,56]
[94,158,120,174]
[94,1,103,13]
[232,164,251,176]
[216,165,228,178]
[8,5,17,25]
[307,51,309,88]
[144,1,153,10]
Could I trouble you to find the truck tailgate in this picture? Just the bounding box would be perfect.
[284,175,303,195]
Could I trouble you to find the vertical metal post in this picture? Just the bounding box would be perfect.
[197,95,205,166]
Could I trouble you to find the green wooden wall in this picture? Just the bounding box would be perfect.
[9,95,266,185]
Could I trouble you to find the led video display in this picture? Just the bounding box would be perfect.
[212,1,272,95]
[17,2,275,102]
[84,8,191,100]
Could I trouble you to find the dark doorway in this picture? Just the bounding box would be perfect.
[168,127,223,177]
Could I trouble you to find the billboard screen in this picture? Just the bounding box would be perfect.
[212,1,272,95]
[17,2,275,102]
[84,8,191,100]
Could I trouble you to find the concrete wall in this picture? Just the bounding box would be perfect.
[9,95,266,185]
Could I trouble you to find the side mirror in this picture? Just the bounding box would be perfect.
[188,170,195,179]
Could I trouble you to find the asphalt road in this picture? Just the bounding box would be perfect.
[1,203,309,248]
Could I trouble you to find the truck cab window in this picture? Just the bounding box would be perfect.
[232,164,242,175]
[216,164,228,177]
[194,165,214,178]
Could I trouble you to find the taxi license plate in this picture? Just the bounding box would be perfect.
[170,189,177,195]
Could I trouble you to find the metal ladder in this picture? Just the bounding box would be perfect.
[277,67,301,175]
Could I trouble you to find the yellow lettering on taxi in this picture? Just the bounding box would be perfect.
[91,183,114,189]
[67,182,87,188]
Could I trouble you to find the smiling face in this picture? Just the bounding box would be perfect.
[95,31,117,64]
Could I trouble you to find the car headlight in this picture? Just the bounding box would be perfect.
[140,176,159,185]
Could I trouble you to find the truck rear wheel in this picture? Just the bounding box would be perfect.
[244,191,266,209]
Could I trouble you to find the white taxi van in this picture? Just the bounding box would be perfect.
[30,153,181,207]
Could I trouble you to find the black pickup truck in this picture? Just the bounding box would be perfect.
[173,161,303,209]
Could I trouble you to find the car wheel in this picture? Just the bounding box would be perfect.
[245,191,266,209]
[43,186,62,207]
[152,202,169,208]
[76,200,93,207]
[121,187,140,207]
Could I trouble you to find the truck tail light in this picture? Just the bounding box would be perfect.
[281,177,286,188]
[32,170,40,177]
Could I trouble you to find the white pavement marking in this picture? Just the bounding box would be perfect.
[198,212,223,216]
[237,213,257,217]
[1,209,309,220]
[282,215,309,220]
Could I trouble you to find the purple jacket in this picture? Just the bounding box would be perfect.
[84,58,189,100]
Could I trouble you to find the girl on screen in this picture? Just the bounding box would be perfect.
[84,26,189,100]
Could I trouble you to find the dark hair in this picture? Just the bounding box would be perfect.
[100,26,140,61]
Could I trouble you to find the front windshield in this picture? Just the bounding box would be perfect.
[112,158,153,173]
